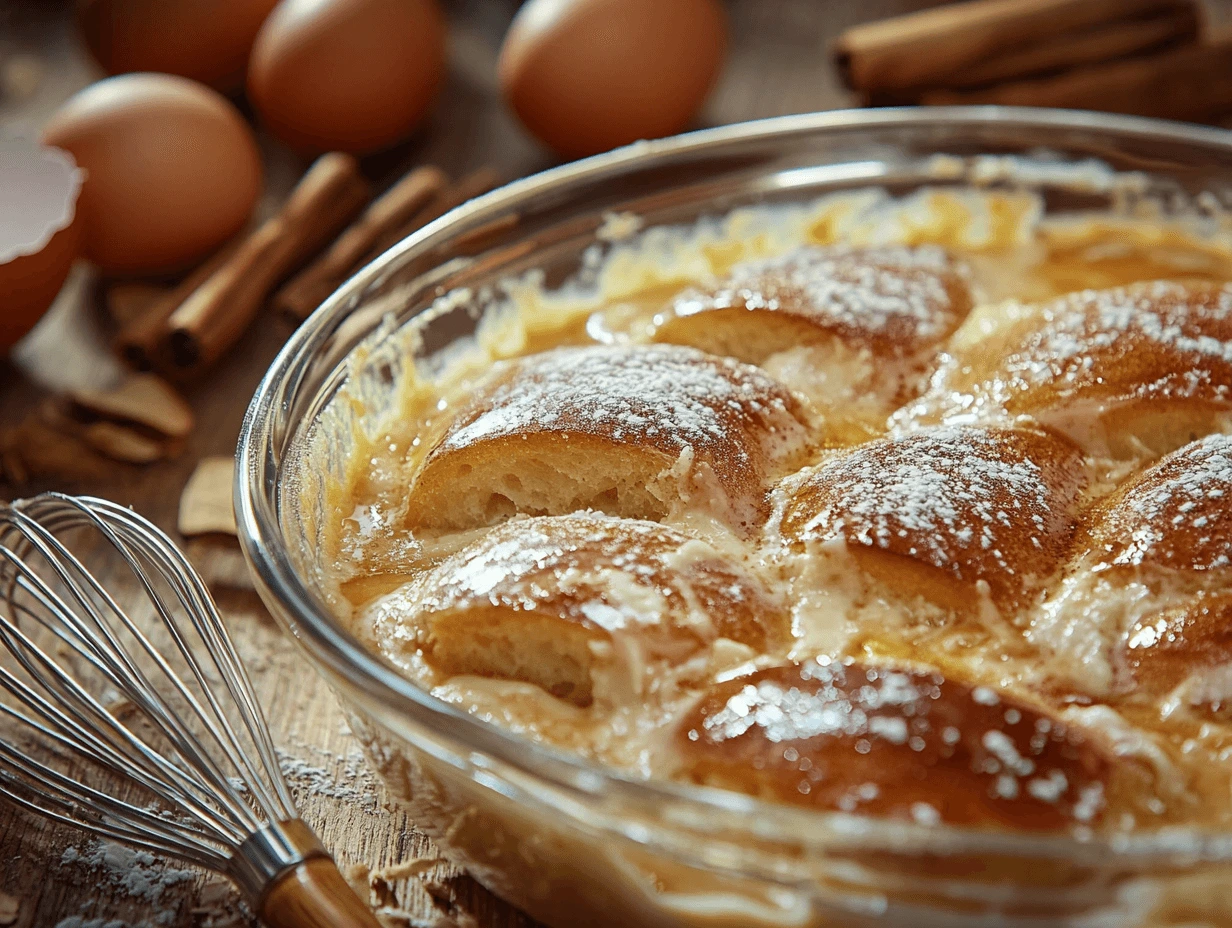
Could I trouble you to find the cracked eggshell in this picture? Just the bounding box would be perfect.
[0,137,84,352]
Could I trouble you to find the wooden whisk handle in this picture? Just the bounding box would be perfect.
[260,857,381,928]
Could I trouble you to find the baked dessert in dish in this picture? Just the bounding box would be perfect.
[325,188,1232,838]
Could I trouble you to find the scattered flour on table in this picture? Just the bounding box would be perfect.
[277,743,382,812]
[57,840,197,928]
[60,842,195,906]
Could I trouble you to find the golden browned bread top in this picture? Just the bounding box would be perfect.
[676,657,1124,830]
[409,513,784,652]
[363,514,788,709]
[1005,282,1232,408]
[1089,432,1232,573]
[780,427,1086,607]
[663,245,971,356]
[435,343,807,467]
[406,343,813,533]
[1123,593,1232,696]
[923,282,1232,421]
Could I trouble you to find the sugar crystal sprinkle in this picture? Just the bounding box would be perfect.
[1098,432,1232,570]
[672,244,965,351]
[787,427,1080,582]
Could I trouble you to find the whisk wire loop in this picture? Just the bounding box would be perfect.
[0,630,235,834]
[0,494,291,854]
[90,495,295,816]
[0,515,260,834]
[0,734,230,867]
[96,501,296,818]
[43,502,269,812]
[0,763,231,871]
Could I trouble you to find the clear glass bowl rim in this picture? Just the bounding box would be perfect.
[235,105,1232,866]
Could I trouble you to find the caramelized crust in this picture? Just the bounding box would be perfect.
[369,514,785,707]
[405,345,811,534]
[1090,433,1232,572]
[652,245,972,363]
[905,282,1232,458]
[675,658,1118,829]
[1074,435,1232,699]
[780,427,1086,611]
[1124,593,1232,696]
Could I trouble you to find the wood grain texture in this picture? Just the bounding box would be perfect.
[0,1,935,925]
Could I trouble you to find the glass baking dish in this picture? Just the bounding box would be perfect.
[236,107,1232,928]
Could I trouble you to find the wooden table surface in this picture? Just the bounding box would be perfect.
[0,2,932,925]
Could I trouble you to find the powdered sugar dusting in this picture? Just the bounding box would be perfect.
[443,345,797,453]
[1097,432,1232,570]
[1005,281,1232,403]
[702,661,937,744]
[671,245,968,352]
[392,513,777,647]
[685,659,1106,827]
[785,427,1082,593]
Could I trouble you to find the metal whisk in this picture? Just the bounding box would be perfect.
[0,493,379,928]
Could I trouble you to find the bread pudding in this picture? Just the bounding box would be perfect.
[321,185,1232,839]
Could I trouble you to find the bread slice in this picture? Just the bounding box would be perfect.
[1083,434,1232,700]
[653,244,972,364]
[406,344,811,535]
[1089,432,1232,573]
[674,657,1138,830]
[902,281,1232,460]
[370,513,787,707]
[780,426,1086,613]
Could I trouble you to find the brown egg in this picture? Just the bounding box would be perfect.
[77,0,280,92]
[498,0,727,159]
[42,73,262,275]
[248,0,447,154]
[0,138,83,351]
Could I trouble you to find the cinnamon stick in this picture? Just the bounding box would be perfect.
[273,164,448,322]
[165,153,371,372]
[113,239,240,370]
[946,8,1198,89]
[836,0,1199,95]
[920,38,1232,122]
[364,167,502,262]
[279,167,502,324]
[103,281,165,328]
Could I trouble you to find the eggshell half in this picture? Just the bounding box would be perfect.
[0,137,84,352]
